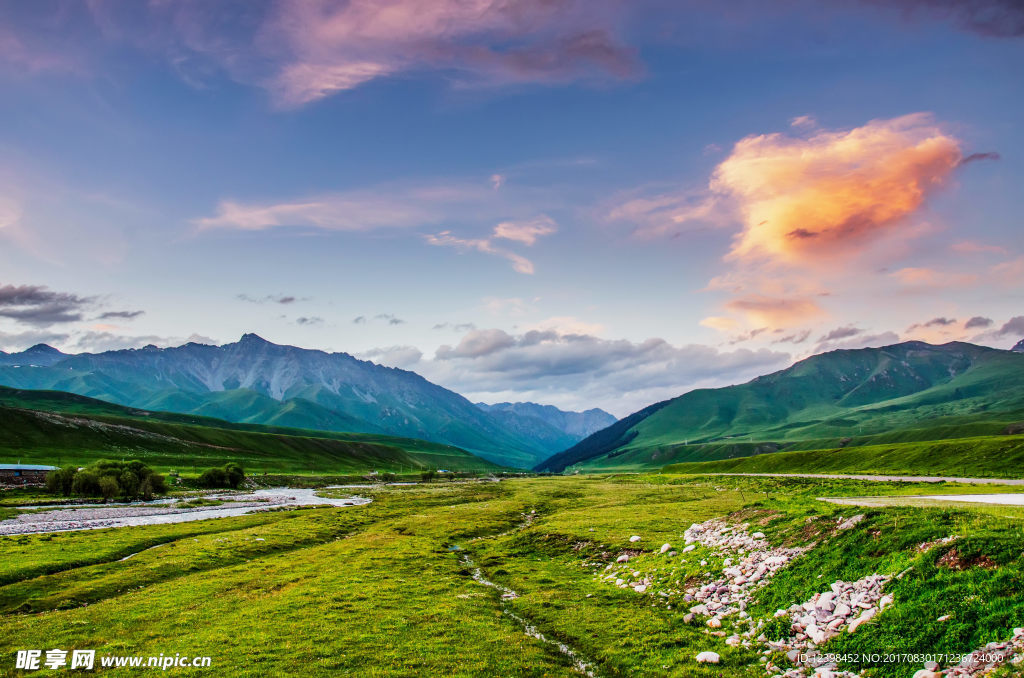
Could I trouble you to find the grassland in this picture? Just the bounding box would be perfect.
[2,475,1023,676]
[0,386,498,474]
[660,435,1024,478]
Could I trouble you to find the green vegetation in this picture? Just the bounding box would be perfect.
[196,463,245,489]
[541,342,1024,472]
[46,460,168,501]
[661,434,1024,478]
[2,475,1023,676]
[0,386,499,474]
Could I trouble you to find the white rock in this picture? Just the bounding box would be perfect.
[660,543,672,553]
[629,535,641,543]
[616,554,629,563]
[752,532,766,538]
[634,584,648,593]
[937,614,951,622]
[707,617,722,628]
[913,671,941,678]
[695,651,720,664]
[682,544,696,553]
[834,603,851,617]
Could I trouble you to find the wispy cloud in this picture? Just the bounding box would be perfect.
[237,293,304,305]
[426,216,556,274]
[97,310,145,321]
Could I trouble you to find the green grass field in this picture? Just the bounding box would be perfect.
[660,435,1024,478]
[2,475,1023,676]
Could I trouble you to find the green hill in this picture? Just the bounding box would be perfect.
[0,386,499,474]
[661,435,1024,479]
[538,341,1024,472]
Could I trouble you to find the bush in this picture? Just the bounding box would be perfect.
[45,466,78,496]
[71,470,101,497]
[59,460,167,501]
[224,463,244,489]
[198,467,227,488]
[420,470,437,482]
[198,464,245,489]
[98,476,120,502]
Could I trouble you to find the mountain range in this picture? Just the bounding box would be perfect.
[0,334,613,469]
[538,340,1024,472]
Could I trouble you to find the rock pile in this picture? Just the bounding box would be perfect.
[683,519,807,629]
[938,627,1024,676]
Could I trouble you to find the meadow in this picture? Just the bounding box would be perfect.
[2,475,1023,676]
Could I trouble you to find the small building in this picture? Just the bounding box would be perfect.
[0,464,59,487]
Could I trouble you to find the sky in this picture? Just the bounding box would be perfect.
[0,0,1022,417]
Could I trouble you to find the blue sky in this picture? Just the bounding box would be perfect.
[1,0,1022,415]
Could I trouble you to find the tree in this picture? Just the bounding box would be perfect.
[119,470,140,500]
[98,476,120,502]
[420,469,437,482]
[198,467,227,488]
[71,470,101,497]
[45,466,78,496]
[223,463,245,489]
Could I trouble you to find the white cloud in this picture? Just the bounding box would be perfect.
[419,327,791,416]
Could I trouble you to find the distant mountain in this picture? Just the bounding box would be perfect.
[0,386,497,474]
[475,402,616,451]
[0,334,555,468]
[0,344,68,367]
[1013,338,1024,353]
[538,341,1024,472]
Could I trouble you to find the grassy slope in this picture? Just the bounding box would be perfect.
[659,435,1024,478]
[543,343,1024,472]
[0,387,499,474]
[2,476,1023,676]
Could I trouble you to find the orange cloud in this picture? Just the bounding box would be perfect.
[723,295,825,327]
[713,113,963,266]
[890,267,978,290]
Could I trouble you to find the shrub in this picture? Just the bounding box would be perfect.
[61,460,167,500]
[197,464,245,489]
[98,476,120,502]
[224,463,245,489]
[71,470,101,497]
[198,467,227,488]
[45,466,78,496]
[421,470,437,482]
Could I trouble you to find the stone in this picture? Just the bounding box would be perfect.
[616,554,629,563]
[913,671,941,678]
[660,543,672,553]
[786,649,800,663]
[682,544,696,553]
[833,603,851,617]
[752,532,766,538]
[629,535,641,543]
[683,613,694,623]
[937,614,951,622]
[694,651,720,664]
[707,617,722,628]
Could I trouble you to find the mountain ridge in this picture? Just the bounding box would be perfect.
[0,334,550,468]
[537,340,1024,472]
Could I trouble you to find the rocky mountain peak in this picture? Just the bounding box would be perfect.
[1013,338,1024,353]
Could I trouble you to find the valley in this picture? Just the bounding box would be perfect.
[2,475,1023,677]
